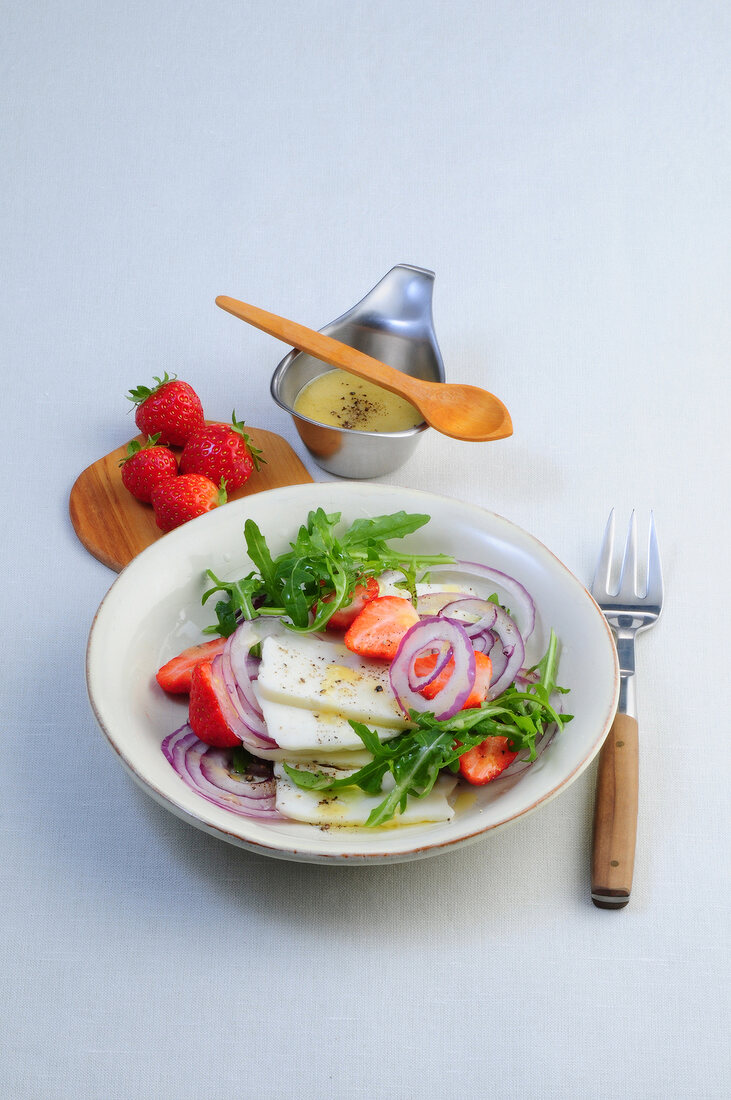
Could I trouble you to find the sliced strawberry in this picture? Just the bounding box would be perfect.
[188,659,240,748]
[323,577,380,631]
[344,595,420,660]
[415,650,493,709]
[156,637,228,694]
[458,736,518,785]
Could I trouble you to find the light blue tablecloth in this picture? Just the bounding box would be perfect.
[2,2,729,1097]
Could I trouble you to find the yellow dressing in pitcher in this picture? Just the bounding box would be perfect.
[294,369,423,433]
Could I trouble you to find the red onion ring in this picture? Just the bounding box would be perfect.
[487,641,509,685]
[199,747,273,795]
[210,653,279,751]
[426,561,535,639]
[210,655,251,738]
[436,597,523,699]
[216,651,277,751]
[228,619,283,721]
[471,629,497,656]
[390,617,476,720]
[439,597,498,638]
[484,604,525,697]
[162,725,281,819]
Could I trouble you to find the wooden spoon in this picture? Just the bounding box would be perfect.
[216,296,513,443]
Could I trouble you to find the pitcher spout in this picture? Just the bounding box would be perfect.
[356,264,436,330]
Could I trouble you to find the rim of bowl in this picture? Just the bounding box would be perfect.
[270,349,430,438]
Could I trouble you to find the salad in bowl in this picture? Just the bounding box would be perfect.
[86,482,618,863]
[157,508,571,829]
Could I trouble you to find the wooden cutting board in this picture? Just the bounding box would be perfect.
[70,425,313,572]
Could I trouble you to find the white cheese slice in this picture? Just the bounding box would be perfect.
[255,693,401,752]
[274,764,458,827]
[250,745,376,768]
[375,576,482,601]
[256,635,405,728]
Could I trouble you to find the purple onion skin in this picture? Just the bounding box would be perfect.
[427,561,535,640]
[228,620,283,719]
[219,648,277,748]
[389,617,476,721]
[162,725,281,820]
[436,598,524,700]
[438,598,498,639]
[484,604,525,698]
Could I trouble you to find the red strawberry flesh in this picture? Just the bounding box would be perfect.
[156,637,228,694]
[458,736,518,785]
[322,577,380,631]
[188,659,240,748]
[343,596,420,660]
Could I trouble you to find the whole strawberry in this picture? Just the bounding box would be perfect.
[127,373,205,446]
[179,411,265,491]
[119,434,178,503]
[150,474,227,532]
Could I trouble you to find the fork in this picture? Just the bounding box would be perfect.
[590,511,663,909]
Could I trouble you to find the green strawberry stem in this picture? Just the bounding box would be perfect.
[231,411,266,471]
[119,433,163,466]
[127,373,177,406]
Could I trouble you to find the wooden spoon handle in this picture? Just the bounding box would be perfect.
[216,296,424,402]
[591,712,639,909]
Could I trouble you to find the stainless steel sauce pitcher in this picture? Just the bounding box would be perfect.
[270,264,445,478]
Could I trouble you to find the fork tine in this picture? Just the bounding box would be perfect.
[644,511,664,607]
[592,508,615,598]
[617,510,638,599]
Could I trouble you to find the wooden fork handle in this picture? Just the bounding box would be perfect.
[591,712,638,909]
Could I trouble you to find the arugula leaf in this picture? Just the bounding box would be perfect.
[201,571,262,636]
[392,561,419,606]
[244,519,279,603]
[283,631,571,826]
[203,510,455,636]
[282,556,314,629]
[342,512,430,547]
[307,507,340,554]
[230,745,255,774]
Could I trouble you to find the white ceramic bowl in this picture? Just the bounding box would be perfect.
[86,483,619,864]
